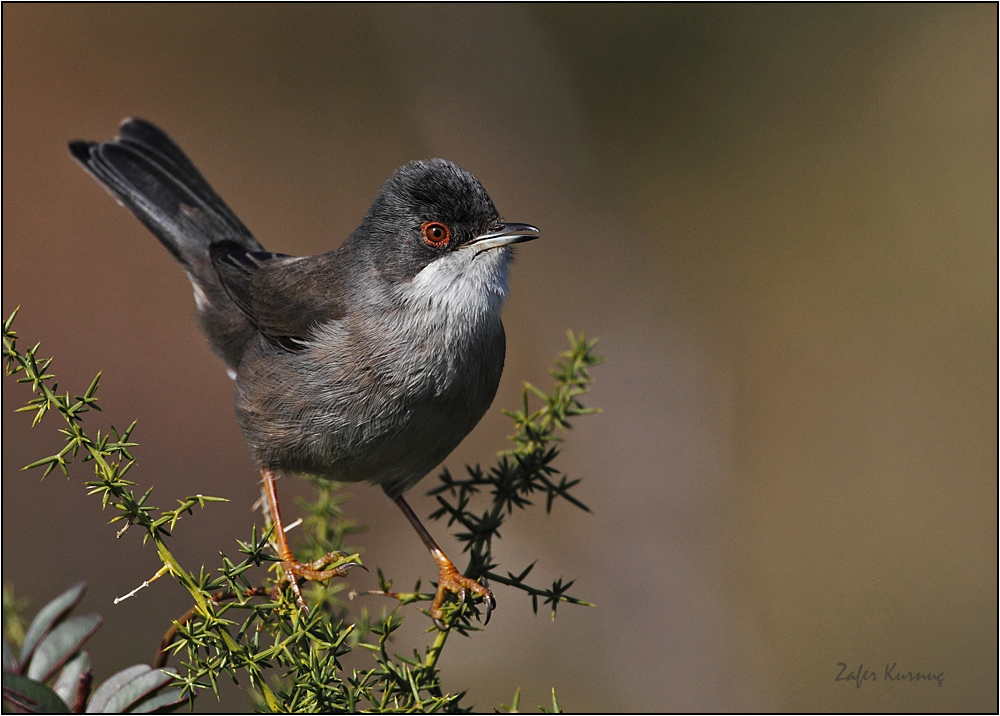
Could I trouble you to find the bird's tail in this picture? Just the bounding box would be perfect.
[69,118,263,264]
[69,118,262,368]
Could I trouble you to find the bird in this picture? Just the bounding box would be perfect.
[69,118,538,627]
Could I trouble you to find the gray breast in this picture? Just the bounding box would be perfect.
[232,249,510,496]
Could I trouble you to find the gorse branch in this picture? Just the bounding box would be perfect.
[3,309,599,712]
[4,308,282,710]
[426,331,601,620]
[504,331,603,455]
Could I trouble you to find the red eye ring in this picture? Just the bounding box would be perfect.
[421,221,451,248]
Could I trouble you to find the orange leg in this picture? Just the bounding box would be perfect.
[393,494,496,630]
[262,468,355,610]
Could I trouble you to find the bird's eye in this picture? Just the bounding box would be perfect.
[421,221,451,248]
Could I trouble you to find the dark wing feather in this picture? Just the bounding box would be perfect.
[209,242,286,323]
[210,242,347,350]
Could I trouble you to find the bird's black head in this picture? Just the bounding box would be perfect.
[349,159,536,284]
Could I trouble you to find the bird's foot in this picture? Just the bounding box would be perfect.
[429,559,496,630]
[276,551,362,611]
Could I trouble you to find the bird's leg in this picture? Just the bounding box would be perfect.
[392,494,496,629]
[261,468,354,610]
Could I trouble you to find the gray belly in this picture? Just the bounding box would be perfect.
[232,315,505,496]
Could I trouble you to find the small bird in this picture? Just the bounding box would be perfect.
[69,118,538,627]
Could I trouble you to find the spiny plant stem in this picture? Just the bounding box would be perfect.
[423,628,449,672]
[4,308,599,712]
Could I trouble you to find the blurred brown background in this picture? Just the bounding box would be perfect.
[2,4,996,712]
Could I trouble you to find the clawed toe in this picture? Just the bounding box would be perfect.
[277,551,363,611]
[391,495,497,630]
[483,591,496,625]
[428,568,496,630]
[292,550,362,580]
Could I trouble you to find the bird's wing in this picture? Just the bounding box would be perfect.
[210,242,347,351]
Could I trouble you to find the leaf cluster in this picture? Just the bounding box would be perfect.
[2,582,182,714]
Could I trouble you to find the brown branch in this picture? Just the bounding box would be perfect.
[154,587,270,668]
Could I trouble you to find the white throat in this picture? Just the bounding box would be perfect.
[400,247,511,327]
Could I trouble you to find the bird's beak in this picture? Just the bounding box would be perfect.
[465,222,540,253]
